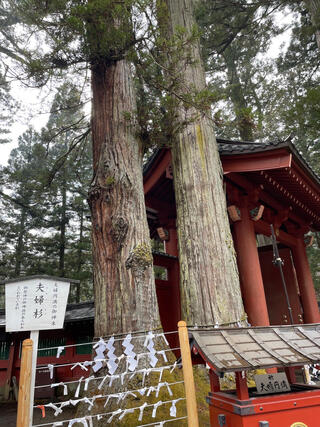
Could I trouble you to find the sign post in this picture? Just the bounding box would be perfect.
[16,339,33,427]
[5,275,71,427]
[29,330,39,426]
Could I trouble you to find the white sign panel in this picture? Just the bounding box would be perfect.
[254,372,291,395]
[5,277,70,332]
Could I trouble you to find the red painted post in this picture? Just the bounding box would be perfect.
[4,340,16,400]
[233,198,270,326]
[165,224,178,257]
[209,369,220,392]
[285,367,297,384]
[291,238,320,323]
[235,371,249,400]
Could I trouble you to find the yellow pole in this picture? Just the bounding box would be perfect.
[16,339,33,427]
[178,321,199,427]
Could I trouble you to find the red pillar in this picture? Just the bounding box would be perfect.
[165,225,178,257]
[4,340,16,400]
[233,200,270,326]
[235,371,249,400]
[291,237,320,323]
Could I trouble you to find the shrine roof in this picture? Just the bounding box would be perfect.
[217,138,282,154]
[190,324,320,373]
[0,301,94,329]
[143,138,320,230]
[144,138,320,187]
[64,301,94,323]
[218,138,320,186]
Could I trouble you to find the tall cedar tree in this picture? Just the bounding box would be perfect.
[159,0,245,325]
[0,1,161,336]
[305,0,320,49]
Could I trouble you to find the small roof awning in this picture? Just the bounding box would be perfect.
[190,324,320,373]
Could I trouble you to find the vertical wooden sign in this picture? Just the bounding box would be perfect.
[5,275,70,427]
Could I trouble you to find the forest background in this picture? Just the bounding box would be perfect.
[0,0,319,307]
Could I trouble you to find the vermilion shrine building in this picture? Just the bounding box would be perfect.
[144,138,320,332]
[0,138,320,399]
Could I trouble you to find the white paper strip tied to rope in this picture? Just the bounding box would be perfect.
[45,402,63,416]
[144,332,158,367]
[93,338,107,373]
[84,375,95,391]
[107,408,122,424]
[122,333,138,371]
[48,364,54,379]
[51,382,68,396]
[104,393,118,407]
[56,346,65,358]
[75,376,84,398]
[119,408,135,420]
[141,368,152,385]
[67,417,89,427]
[156,382,173,398]
[158,333,169,346]
[152,400,163,418]
[139,387,147,396]
[158,350,168,363]
[169,399,178,417]
[106,336,119,375]
[45,400,72,416]
[70,361,92,372]
[138,402,148,421]
[82,395,102,411]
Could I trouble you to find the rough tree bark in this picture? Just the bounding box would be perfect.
[223,48,254,141]
[305,0,320,49]
[164,0,245,326]
[14,205,26,276]
[58,169,67,277]
[88,59,161,337]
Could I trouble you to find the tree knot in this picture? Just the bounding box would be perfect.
[111,216,128,250]
[125,243,153,271]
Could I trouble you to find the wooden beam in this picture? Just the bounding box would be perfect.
[145,196,176,220]
[226,173,308,228]
[143,150,172,195]
[254,219,298,247]
[222,150,292,173]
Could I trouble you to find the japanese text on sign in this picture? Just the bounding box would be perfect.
[254,372,291,395]
[5,278,70,332]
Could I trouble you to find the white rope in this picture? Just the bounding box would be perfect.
[33,381,185,409]
[37,330,178,352]
[137,416,188,426]
[32,398,186,427]
[34,362,182,389]
[36,347,181,370]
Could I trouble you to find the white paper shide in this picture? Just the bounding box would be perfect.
[5,277,70,332]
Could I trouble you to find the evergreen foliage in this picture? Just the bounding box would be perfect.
[0,1,319,300]
[0,83,92,303]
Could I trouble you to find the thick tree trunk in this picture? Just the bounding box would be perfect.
[58,171,67,277]
[76,205,84,302]
[164,0,245,326]
[89,59,161,336]
[224,49,254,141]
[14,206,26,276]
[305,0,320,49]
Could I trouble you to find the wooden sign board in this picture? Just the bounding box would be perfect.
[5,276,70,332]
[254,372,291,395]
